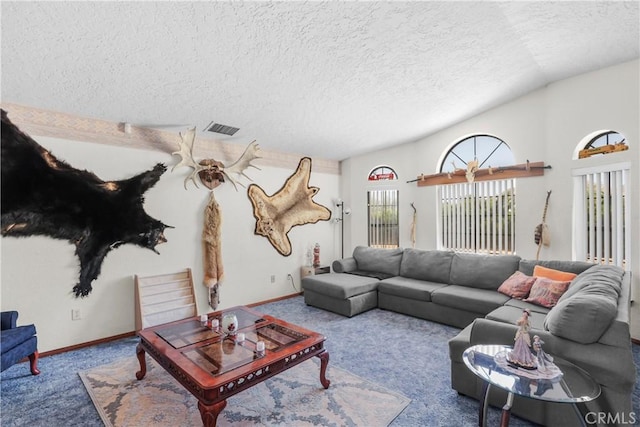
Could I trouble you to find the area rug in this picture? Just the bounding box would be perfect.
[79,356,410,427]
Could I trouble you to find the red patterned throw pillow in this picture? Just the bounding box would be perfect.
[497,271,537,299]
[524,277,571,308]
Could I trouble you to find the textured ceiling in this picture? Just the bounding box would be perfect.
[1,1,638,161]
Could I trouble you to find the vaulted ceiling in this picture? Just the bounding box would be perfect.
[2,1,638,161]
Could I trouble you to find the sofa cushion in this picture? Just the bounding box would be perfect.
[378,276,448,302]
[497,271,536,299]
[504,298,551,315]
[519,259,593,277]
[485,306,547,332]
[543,265,624,344]
[431,285,510,314]
[399,249,453,283]
[0,324,36,354]
[524,277,570,308]
[449,253,521,290]
[533,265,577,282]
[302,273,380,299]
[353,246,404,276]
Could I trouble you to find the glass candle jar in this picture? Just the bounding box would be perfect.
[221,313,238,336]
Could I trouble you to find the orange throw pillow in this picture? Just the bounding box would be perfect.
[497,271,537,299]
[533,265,577,282]
[524,277,571,308]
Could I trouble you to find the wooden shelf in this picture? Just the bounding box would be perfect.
[135,268,197,331]
[415,161,549,187]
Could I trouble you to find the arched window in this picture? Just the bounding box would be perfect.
[367,166,399,248]
[573,131,630,269]
[440,134,514,173]
[368,166,398,181]
[585,131,625,150]
[438,135,516,254]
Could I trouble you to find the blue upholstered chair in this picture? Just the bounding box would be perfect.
[1,311,40,375]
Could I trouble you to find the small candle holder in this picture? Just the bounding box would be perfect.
[236,333,245,343]
[200,314,208,325]
[210,318,219,331]
[256,340,265,357]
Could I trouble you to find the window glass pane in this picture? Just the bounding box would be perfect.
[368,189,399,248]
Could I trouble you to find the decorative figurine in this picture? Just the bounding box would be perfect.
[533,335,554,372]
[507,309,537,369]
[313,243,321,267]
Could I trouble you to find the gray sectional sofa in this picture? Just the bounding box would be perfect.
[301,246,636,426]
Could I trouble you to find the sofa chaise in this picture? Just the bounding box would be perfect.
[301,246,635,426]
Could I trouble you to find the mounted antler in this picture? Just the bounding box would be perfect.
[222,141,261,191]
[172,128,203,189]
[171,128,261,191]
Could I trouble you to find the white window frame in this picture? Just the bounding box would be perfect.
[572,161,631,270]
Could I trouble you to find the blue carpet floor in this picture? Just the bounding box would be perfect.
[2,296,639,426]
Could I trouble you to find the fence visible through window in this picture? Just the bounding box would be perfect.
[439,179,516,254]
[368,189,399,248]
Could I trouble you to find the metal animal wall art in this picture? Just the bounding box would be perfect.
[248,157,331,256]
[171,127,262,309]
[1,109,171,297]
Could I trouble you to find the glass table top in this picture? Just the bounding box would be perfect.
[463,345,600,403]
[151,306,311,377]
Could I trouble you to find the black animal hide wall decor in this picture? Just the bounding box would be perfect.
[1,109,171,297]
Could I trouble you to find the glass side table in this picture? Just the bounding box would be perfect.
[463,344,600,427]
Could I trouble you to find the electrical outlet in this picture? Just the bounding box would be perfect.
[71,309,81,321]
[270,275,276,283]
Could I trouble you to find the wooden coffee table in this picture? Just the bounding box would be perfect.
[136,305,330,426]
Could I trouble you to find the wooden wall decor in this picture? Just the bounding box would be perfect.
[248,157,331,256]
[578,141,628,159]
[411,161,551,187]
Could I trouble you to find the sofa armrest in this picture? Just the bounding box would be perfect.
[469,318,519,346]
[332,257,357,273]
[1,311,18,331]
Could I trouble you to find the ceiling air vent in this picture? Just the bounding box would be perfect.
[205,121,240,136]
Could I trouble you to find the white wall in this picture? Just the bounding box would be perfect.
[1,136,339,352]
[342,59,639,293]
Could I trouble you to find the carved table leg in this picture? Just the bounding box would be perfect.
[318,351,331,389]
[135,342,147,380]
[198,399,227,427]
[29,351,41,375]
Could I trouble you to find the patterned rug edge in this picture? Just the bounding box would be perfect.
[79,356,411,427]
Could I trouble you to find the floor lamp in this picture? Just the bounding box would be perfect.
[335,200,350,259]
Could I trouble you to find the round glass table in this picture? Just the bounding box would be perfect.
[463,344,601,427]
